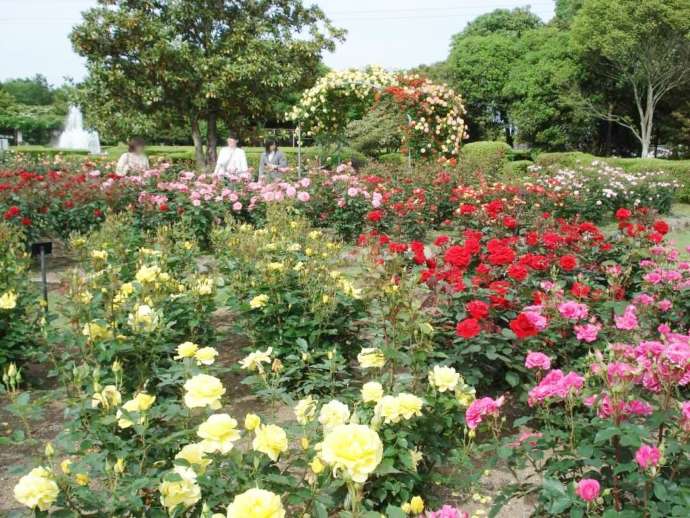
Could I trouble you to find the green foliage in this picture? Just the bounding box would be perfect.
[458,141,511,183]
[345,100,405,158]
[71,0,345,165]
[1,75,54,106]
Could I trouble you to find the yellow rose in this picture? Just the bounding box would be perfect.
[410,496,424,514]
[0,290,18,310]
[91,385,122,410]
[239,348,272,372]
[252,424,288,461]
[183,374,225,410]
[194,277,214,296]
[60,459,72,474]
[244,413,261,431]
[428,365,460,393]
[361,381,384,403]
[321,424,383,483]
[266,262,285,272]
[250,294,269,309]
[75,473,90,486]
[357,348,385,369]
[82,321,111,341]
[159,466,201,511]
[226,488,285,518]
[113,458,125,474]
[194,346,218,366]
[13,467,59,511]
[294,396,317,425]
[175,443,212,474]
[175,341,199,359]
[197,414,241,454]
[91,250,108,261]
[117,393,156,429]
[310,457,325,474]
[374,395,401,424]
[127,304,159,333]
[135,264,161,284]
[397,393,424,420]
[318,399,350,430]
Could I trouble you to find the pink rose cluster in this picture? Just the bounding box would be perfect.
[465,396,504,429]
[528,369,584,406]
[425,505,469,518]
[525,351,551,370]
[557,300,589,321]
[635,444,661,470]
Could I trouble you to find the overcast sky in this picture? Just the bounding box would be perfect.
[0,0,555,86]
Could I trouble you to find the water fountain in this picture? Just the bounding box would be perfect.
[57,106,101,154]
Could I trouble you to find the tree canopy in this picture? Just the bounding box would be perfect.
[70,0,344,166]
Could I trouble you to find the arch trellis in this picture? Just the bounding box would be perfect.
[290,66,468,162]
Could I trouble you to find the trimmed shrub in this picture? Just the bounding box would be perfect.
[504,160,533,179]
[459,141,511,183]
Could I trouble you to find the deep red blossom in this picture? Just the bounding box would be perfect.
[3,206,20,220]
[456,318,481,339]
[444,245,471,268]
[507,264,528,282]
[466,300,489,320]
[21,217,32,226]
[652,220,669,235]
[570,282,591,298]
[434,235,449,247]
[510,313,539,339]
[367,209,383,222]
[559,255,577,271]
[615,208,632,220]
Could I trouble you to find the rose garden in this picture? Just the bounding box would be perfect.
[2,1,690,517]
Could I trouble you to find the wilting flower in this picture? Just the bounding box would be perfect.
[239,348,273,372]
[91,385,122,410]
[357,347,386,368]
[127,304,159,333]
[294,396,318,425]
[226,488,285,518]
[321,424,383,483]
[183,374,225,409]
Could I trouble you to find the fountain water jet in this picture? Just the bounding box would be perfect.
[57,106,101,154]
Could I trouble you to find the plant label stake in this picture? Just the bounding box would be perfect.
[30,241,52,313]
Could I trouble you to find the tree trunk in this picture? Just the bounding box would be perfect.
[206,112,218,168]
[638,85,655,158]
[191,117,205,169]
[605,104,613,156]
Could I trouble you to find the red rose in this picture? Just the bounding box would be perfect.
[94,208,103,218]
[503,216,517,229]
[456,318,481,339]
[510,313,539,339]
[459,203,476,215]
[434,235,449,247]
[507,264,528,282]
[570,282,591,298]
[559,255,577,271]
[367,210,383,222]
[615,208,632,220]
[3,206,20,220]
[21,217,32,226]
[466,300,489,320]
[652,220,669,235]
[444,245,471,268]
[159,203,169,212]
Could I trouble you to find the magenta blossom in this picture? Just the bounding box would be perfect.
[635,444,661,470]
[558,301,589,321]
[575,479,600,502]
[465,396,504,429]
[525,351,551,370]
[528,369,584,406]
[574,323,600,343]
[615,305,638,330]
[426,505,469,518]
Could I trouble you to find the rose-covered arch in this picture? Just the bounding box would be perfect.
[290,67,468,160]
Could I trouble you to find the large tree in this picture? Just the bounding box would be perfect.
[447,8,542,143]
[71,0,344,167]
[572,0,690,157]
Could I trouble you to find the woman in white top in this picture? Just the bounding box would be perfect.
[116,138,150,176]
[214,133,249,175]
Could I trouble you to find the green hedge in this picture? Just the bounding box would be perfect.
[504,160,534,179]
[459,141,512,182]
[6,146,91,157]
[536,152,690,202]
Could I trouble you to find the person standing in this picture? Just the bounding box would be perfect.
[258,139,288,181]
[115,138,149,176]
[214,133,248,175]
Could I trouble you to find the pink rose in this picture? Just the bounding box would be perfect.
[574,323,600,343]
[635,444,661,470]
[525,351,551,370]
[575,479,600,502]
[465,396,504,429]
